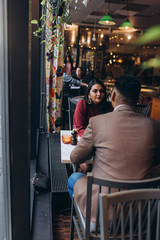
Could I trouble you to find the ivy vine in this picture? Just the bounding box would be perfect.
[31,0,72,51]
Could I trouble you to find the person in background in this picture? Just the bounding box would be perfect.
[68,74,160,230]
[64,54,73,76]
[63,73,88,88]
[72,67,85,81]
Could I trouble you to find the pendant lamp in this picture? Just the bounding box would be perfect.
[99,14,115,26]
[119,0,135,31]
[98,1,115,26]
[119,18,135,31]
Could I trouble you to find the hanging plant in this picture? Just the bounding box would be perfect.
[31,0,72,51]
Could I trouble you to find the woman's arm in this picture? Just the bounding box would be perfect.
[73,100,88,137]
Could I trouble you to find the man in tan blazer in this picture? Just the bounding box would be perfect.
[68,74,160,224]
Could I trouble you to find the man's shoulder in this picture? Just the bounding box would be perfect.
[90,111,113,122]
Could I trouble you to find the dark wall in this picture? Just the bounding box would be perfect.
[30,0,40,159]
[7,0,40,239]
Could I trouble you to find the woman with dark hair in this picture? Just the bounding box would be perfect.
[64,54,73,76]
[73,78,112,173]
[73,78,112,137]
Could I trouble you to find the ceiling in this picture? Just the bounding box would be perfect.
[69,0,160,31]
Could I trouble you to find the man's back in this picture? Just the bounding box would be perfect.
[69,74,160,223]
[71,107,160,222]
[90,105,160,180]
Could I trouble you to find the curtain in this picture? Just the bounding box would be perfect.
[46,4,64,132]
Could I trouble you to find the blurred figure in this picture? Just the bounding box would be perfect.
[64,54,73,76]
[72,67,85,81]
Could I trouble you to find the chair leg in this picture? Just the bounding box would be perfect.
[70,197,75,240]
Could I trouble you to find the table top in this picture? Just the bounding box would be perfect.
[60,130,80,164]
[60,130,93,164]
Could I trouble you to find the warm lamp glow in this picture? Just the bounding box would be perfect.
[98,14,115,26]
[119,19,135,31]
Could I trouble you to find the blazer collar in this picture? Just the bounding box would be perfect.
[114,104,134,112]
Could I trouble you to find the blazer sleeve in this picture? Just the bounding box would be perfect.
[70,118,94,164]
[73,100,88,137]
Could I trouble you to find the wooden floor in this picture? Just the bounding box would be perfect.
[52,192,79,240]
[53,211,79,240]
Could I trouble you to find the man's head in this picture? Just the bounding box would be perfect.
[76,67,83,79]
[111,74,141,108]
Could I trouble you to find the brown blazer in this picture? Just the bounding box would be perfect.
[70,105,160,222]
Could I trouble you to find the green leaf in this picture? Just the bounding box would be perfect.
[135,25,160,45]
[35,27,42,33]
[40,14,46,20]
[41,0,46,6]
[40,40,46,44]
[31,20,38,25]
[141,57,160,70]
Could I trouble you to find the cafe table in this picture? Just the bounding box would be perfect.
[60,130,80,164]
[60,130,93,165]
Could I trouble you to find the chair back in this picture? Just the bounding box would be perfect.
[68,97,78,130]
[85,173,160,239]
[99,189,160,240]
[70,172,160,240]
[134,101,151,116]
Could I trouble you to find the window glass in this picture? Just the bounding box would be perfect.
[0,77,4,240]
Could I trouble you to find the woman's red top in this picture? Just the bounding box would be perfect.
[73,99,100,137]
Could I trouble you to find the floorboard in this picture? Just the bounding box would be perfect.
[52,193,79,240]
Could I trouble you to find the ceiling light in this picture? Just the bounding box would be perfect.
[119,19,134,31]
[98,1,115,26]
[98,14,115,26]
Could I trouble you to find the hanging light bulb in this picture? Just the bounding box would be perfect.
[119,0,135,31]
[92,33,96,41]
[98,1,115,26]
[92,17,96,41]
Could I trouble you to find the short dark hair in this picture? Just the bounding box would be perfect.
[76,66,83,72]
[115,74,141,105]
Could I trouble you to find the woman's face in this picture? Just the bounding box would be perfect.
[88,84,105,104]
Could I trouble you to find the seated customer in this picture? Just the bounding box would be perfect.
[63,72,88,88]
[72,67,86,95]
[73,78,112,173]
[68,74,160,227]
[72,66,85,81]
[73,78,112,137]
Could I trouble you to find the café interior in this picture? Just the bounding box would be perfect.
[1,0,160,240]
[46,0,160,238]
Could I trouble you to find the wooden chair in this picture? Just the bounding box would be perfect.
[70,172,160,240]
[99,189,160,240]
[134,101,151,116]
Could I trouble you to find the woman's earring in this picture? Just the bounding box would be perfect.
[87,97,92,105]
